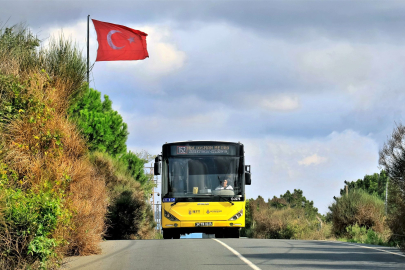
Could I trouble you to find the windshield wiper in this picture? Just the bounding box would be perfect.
[216,195,234,205]
[171,197,192,206]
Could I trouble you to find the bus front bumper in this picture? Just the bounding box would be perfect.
[163,221,243,228]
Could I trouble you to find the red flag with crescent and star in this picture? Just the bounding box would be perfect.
[92,19,149,61]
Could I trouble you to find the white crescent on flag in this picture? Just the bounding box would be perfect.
[107,30,125,50]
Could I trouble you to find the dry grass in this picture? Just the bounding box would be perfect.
[0,72,108,259]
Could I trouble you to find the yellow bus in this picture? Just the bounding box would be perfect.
[154,141,251,239]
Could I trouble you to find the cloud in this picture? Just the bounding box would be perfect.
[104,25,186,82]
[259,95,300,111]
[10,1,405,217]
[242,130,379,214]
[298,154,327,166]
[298,42,371,86]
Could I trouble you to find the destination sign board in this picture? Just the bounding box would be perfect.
[171,145,236,155]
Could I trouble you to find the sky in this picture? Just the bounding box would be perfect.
[2,0,405,214]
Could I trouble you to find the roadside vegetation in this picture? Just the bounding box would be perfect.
[241,190,331,240]
[0,24,156,269]
[243,167,404,251]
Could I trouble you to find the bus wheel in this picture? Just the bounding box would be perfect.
[173,233,181,239]
[163,230,172,239]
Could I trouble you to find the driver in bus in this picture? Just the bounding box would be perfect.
[215,179,233,190]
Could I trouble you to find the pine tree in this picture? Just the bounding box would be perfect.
[68,88,128,156]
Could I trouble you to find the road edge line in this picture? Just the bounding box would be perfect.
[323,240,405,258]
[213,239,261,270]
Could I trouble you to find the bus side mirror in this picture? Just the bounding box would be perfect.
[245,165,251,185]
[245,172,251,185]
[154,155,162,175]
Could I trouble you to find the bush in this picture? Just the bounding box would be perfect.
[248,195,329,240]
[0,188,67,269]
[90,152,156,240]
[328,189,385,236]
[344,224,387,245]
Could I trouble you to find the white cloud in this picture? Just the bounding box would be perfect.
[242,130,379,214]
[259,95,300,111]
[36,12,402,217]
[104,24,186,81]
[298,42,371,86]
[298,154,327,166]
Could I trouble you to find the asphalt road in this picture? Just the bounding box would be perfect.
[64,239,405,270]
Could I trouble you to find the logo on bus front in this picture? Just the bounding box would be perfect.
[177,146,187,154]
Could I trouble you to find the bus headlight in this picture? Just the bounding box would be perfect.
[228,209,243,221]
[164,210,180,221]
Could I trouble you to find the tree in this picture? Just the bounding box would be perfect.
[379,123,405,192]
[379,123,405,251]
[121,151,155,196]
[340,170,389,201]
[68,88,128,156]
[278,189,318,219]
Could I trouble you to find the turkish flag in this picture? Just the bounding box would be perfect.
[92,19,149,61]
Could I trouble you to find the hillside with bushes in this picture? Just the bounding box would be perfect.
[0,25,156,269]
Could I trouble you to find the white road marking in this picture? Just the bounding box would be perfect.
[325,240,405,258]
[213,239,262,270]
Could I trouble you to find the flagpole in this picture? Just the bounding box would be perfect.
[87,15,90,88]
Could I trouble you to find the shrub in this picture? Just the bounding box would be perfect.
[248,195,329,240]
[89,152,156,240]
[343,224,389,246]
[0,187,67,269]
[328,189,385,236]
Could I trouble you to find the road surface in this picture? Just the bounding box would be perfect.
[64,239,405,270]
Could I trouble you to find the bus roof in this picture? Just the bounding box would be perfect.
[163,140,243,146]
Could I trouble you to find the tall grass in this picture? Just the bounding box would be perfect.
[0,24,87,107]
[0,24,39,76]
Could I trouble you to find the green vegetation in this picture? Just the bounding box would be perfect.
[270,189,319,219]
[340,224,388,246]
[328,189,385,235]
[68,88,156,239]
[68,88,128,156]
[327,189,393,246]
[0,24,156,269]
[89,152,156,240]
[379,123,405,251]
[339,170,388,200]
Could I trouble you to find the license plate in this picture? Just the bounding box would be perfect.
[195,222,213,227]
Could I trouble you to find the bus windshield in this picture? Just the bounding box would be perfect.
[163,156,243,198]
